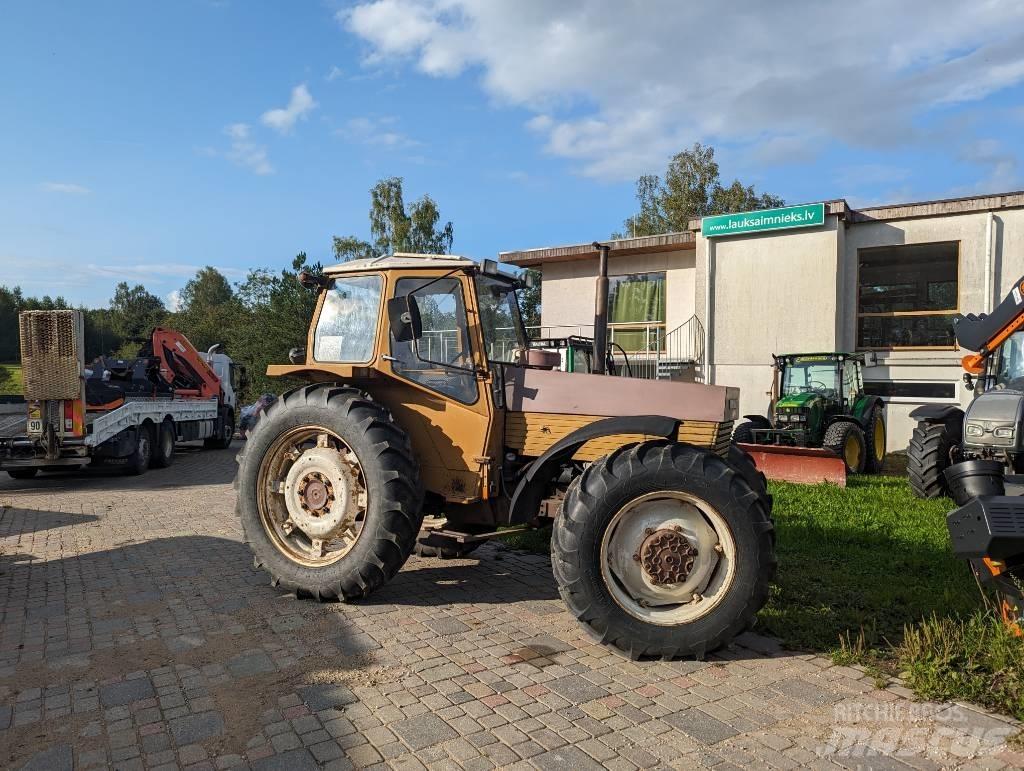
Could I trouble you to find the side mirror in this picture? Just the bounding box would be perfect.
[387,296,423,342]
[963,372,975,391]
[297,271,329,291]
[238,365,249,391]
[288,347,305,365]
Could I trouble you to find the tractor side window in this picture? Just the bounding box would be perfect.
[842,361,859,404]
[995,332,1024,388]
[314,276,383,363]
[391,277,479,404]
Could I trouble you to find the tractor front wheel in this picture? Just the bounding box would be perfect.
[907,418,961,499]
[824,421,866,475]
[552,441,775,659]
[236,384,423,600]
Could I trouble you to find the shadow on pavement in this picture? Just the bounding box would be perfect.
[0,508,99,537]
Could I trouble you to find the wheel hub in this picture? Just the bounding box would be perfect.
[283,447,361,540]
[298,473,333,513]
[637,527,698,585]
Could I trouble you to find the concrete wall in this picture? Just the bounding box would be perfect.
[539,248,696,336]
[696,215,843,420]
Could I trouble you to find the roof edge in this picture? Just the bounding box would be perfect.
[499,231,695,267]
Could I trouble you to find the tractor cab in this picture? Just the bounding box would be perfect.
[772,353,863,443]
[733,351,885,483]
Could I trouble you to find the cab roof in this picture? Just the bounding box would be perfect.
[322,253,476,275]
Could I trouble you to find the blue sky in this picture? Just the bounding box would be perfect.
[2,1,1023,308]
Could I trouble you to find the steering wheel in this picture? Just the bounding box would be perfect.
[803,380,829,391]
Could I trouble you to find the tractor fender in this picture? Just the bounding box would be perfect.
[909,404,965,424]
[507,415,680,525]
[742,414,772,428]
[854,395,885,426]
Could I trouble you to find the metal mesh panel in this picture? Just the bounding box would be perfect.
[19,310,84,400]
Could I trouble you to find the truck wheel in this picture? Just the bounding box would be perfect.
[7,468,38,480]
[823,421,866,474]
[205,409,234,449]
[727,444,772,516]
[151,419,175,468]
[863,407,886,474]
[236,384,424,600]
[126,424,153,475]
[907,418,960,498]
[552,441,775,660]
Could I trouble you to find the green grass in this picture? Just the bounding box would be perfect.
[498,473,1024,718]
[0,364,23,396]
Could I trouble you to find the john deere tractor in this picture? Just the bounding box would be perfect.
[733,353,886,480]
[235,253,776,659]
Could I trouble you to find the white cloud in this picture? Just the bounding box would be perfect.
[223,123,273,175]
[337,115,421,148]
[166,289,183,312]
[260,83,317,134]
[326,65,345,82]
[39,181,91,195]
[343,0,1024,180]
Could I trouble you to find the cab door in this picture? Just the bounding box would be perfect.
[375,271,497,504]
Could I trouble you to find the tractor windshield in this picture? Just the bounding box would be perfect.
[475,274,527,363]
[781,359,839,397]
[994,331,1024,390]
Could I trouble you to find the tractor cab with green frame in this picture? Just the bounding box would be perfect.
[733,352,886,476]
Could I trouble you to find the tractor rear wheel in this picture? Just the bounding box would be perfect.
[236,384,423,600]
[552,441,775,660]
[727,444,772,517]
[823,421,866,475]
[863,407,886,474]
[907,418,961,499]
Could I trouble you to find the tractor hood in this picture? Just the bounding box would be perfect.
[775,392,820,410]
[504,367,739,424]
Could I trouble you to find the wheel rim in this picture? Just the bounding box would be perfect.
[599,491,737,625]
[874,419,885,461]
[256,425,368,567]
[844,434,861,470]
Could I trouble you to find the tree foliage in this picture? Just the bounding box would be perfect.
[109,282,166,351]
[333,176,454,261]
[168,267,238,352]
[617,143,784,237]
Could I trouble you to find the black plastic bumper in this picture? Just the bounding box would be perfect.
[947,495,1024,560]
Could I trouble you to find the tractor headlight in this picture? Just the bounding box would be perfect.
[966,423,985,437]
[994,427,1015,439]
[777,414,790,423]
[791,413,806,423]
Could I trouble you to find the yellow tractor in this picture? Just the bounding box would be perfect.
[235,254,776,658]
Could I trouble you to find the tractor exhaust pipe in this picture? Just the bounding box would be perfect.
[592,242,610,375]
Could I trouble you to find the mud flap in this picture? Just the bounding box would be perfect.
[736,443,847,487]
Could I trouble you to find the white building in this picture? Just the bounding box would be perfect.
[499,191,1024,452]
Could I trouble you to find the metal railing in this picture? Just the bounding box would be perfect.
[423,316,706,381]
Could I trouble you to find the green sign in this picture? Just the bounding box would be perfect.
[702,202,825,238]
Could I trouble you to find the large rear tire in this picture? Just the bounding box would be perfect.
[823,420,866,475]
[863,407,886,474]
[552,441,775,660]
[727,444,772,516]
[907,418,960,499]
[236,384,423,600]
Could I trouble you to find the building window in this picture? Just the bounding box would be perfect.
[857,242,958,349]
[607,272,666,352]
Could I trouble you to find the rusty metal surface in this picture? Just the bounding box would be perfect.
[638,527,698,585]
[737,443,848,487]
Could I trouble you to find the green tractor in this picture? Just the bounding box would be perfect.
[733,352,886,482]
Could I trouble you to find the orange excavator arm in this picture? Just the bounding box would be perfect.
[147,328,223,400]
[955,277,1024,374]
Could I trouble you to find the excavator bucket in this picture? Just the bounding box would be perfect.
[736,443,848,487]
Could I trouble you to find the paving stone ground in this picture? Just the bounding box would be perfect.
[1,442,1021,769]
